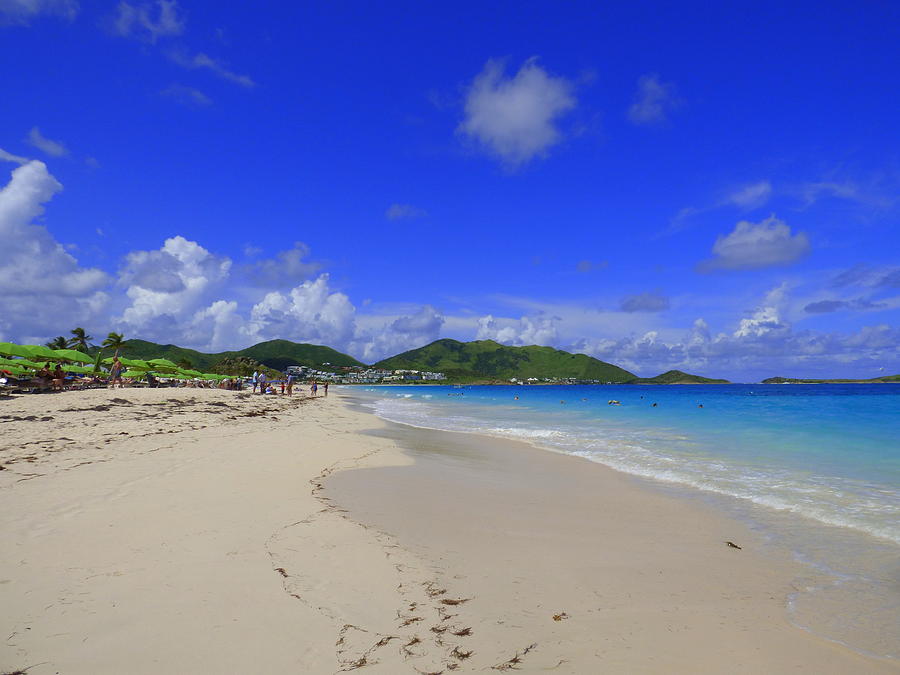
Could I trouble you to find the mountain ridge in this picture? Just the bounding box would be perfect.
[101,337,734,384]
[374,338,636,382]
[117,338,364,372]
[627,369,730,385]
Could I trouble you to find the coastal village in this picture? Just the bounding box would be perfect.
[285,364,447,384]
[285,363,623,385]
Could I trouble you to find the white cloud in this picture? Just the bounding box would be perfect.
[476,314,558,346]
[0,0,77,24]
[117,235,232,340]
[0,159,108,341]
[800,181,860,206]
[620,292,670,313]
[699,215,810,272]
[243,242,320,288]
[26,127,67,157]
[0,148,29,165]
[161,84,212,106]
[571,285,899,379]
[459,57,576,166]
[353,305,445,362]
[386,203,427,221]
[726,180,772,208]
[733,284,790,338]
[112,0,184,42]
[247,274,356,347]
[628,74,679,125]
[169,50,255,88]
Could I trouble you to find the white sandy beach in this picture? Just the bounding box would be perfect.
[0,387,895,673]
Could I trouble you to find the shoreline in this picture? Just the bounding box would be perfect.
[1,388,895,673]
[327,390,898,672]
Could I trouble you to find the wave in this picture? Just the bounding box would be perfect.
[366,396,900,545]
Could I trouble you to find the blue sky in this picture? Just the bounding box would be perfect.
[1,0,898,380]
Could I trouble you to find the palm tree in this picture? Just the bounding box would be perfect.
[68,327,93,353]
[46,336,68,350]
[102,332,126,358]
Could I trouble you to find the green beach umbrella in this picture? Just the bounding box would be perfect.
[0,365,31,377]
[23,345,62,362]
[108,357,153,370]
[147,358,180,372]
[121,370,146,379]
[0,342,34,358]
[0,356,40,369]
[51,349,95,363]
[63,364,94,374]
[178,369,203,378]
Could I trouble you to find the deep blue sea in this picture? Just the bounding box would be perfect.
[351,383,900,658]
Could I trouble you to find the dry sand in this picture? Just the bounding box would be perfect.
[0,387,895,673]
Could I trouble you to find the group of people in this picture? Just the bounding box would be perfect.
[250,370,328,397]
[3,357,333,397]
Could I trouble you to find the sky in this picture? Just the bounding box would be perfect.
[1,0,898,380]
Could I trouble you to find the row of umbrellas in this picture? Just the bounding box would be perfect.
[0,342,234,381]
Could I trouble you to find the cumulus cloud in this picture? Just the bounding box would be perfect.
[242,242,320,288]
[354,305,445,362]
[459,57,576,166]
[476,314,559,346]
[628,74,680,125]
[26,127,67,157]
[247,274,356,347]
[0,0,77,24]
[117,235,232,341]
[386,203,427,221]
[112,0,184,42]
[0,158,108,341]
[571,284,899,379]
[620,292,670,313]
[699,215,810,272]
[168,50,255,88]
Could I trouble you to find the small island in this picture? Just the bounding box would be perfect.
[626,369,730,385]
[762,374,900,384]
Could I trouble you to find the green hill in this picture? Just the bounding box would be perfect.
[762,374,900,384]
[115,338,363,372]
[374,339,635,382]
[627,369,730,385]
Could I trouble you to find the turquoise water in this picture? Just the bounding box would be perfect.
[352,383,900,658]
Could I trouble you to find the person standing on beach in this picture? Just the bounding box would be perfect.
[323,382,329,396]
[251,370,259,393]
[311,381,318,396]
[109,356,122,389]
[257,371,267,394]
[286,373,294,396]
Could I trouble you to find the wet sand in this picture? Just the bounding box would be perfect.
[323,394,898,673]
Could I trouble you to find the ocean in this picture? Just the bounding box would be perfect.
[351,383,900,659]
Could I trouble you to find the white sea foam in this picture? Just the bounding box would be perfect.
[368,396,900,545]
